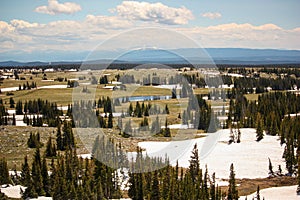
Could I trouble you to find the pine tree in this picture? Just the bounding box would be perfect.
[45,136,56,157]
[172,87,177,99]
[165,104,170,114]
[20,156,31,186]
[268,157,274,175]
[256,185,260,200]
[210,172,216,200]
[9,97,15,108]
[12,114,16,125]
[151,116,160,135]
[228,163,239,200]
[31,147,45,196]
[256,113,264,141]
[150,170,160,200]
[189,143,201,183]
[0,157,10,184]
[203,166,209,199]
[41,157,50,196]
[107,112,113,128]
[56,123,63,151]
[164,119,171,137]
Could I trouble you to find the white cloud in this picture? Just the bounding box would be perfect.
[178,23,299,49]
[202,12,222,19]
[0,21,15,32]
[10,19,39,29]
[35,0,81,15]
[85,15,132,29]
[1,17,300,55]
[111,1,194,25]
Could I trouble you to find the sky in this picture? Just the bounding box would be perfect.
[0,0,299,61]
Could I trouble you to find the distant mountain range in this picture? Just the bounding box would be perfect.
[0,48,300,67]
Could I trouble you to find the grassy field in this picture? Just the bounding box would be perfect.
[0,126,56,170]
[244,93,260,101]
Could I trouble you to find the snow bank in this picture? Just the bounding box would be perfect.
[1,184,26,199]
[161,124,193,129]
[239,185,300,200]
[153,84,182,89]
[78,154,92,159]
[30,196,53,200]
[137,128,286,179]
[38,85,67,89]
[0,87,19,92]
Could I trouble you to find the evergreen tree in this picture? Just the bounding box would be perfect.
[228,163,239,200]
[256,185,260,200]
[12,114,16,125]
[107,112,113,128]
[164,119,171,137]
[9,97,15,108]
[31,147,45,196]
[20,156,31,186]
[16,100,23,115]
[0,157,10,184]
[268,157,274,175]
[188,143,201,183]
[256,113,264,141]
[45,136,56,157]
[151,116,160,135]
[210,172,216,200]
[150,170,160,200]
[41,157,50,196]
[56,123,63,151]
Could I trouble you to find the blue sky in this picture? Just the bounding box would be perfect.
[0,0,299,61]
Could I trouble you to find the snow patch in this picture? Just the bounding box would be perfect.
[136,128,286,179]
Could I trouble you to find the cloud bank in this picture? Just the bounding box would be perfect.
[111,1,194,25]
[35,0,81,15]
[0,1,299,60]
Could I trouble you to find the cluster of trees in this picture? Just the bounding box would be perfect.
[227,91,300,178]
[56,121,75,151]
[128,144,238,200]
[0,99,8,125]
[27,132,43,148]
[228,91,300,132]
[11,98,62,127]
[127,101,153,117]
[99,75,109,84]
[18,81,37,91]
[232,75,300,94]
[67,80,79,88]
[280,117,300,175]
[259,67,300,78]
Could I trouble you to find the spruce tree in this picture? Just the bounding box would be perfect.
[210,172,216,200]
[256,185,260,200]
[56,123,63,151]
[31,148,45,196]
[107,112,113,128]
[164,119,171,137]
[20,156,31,186]
[41,157,50,196]
[256,113,264,141]
[228,163,239,200]
[188,143,201,183]
[150,170,160,200]
[0,157,10,184]
[45,136,56,157]
[268,157,274,175]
